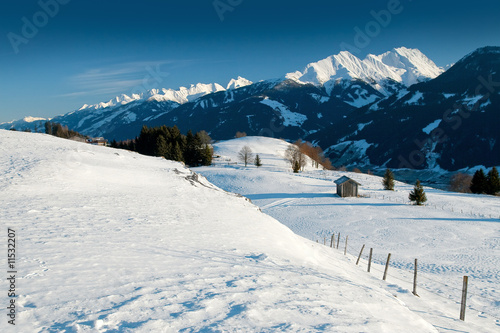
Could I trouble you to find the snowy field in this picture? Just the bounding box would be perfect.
[0,131,498,332]
[0,130,450,332]
[197,136,500,332]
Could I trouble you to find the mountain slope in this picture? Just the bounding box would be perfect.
[0,130,441,332]
[307,46,500,170]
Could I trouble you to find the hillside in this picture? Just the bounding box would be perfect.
[309,46,500,170]
[197,136,500,332]
[0,130,448,332]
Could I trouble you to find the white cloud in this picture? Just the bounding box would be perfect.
[64,60,179,97]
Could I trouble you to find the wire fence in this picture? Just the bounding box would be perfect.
[365,192,500,220]
[313,233,500,323]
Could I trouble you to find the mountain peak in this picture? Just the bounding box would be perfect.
[226,76,253,90]
[458,46,500,64]
[288,47,443,94]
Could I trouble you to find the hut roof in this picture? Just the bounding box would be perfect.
[334,176,361,186]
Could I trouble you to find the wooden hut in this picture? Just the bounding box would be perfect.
[334,176,361,197]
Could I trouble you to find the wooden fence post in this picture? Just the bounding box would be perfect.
[356,244,365,265]
[337,233,340,249]
[383,253,391,281]
[367,248,373,272]
[344,236,348,255]
[330,234,334,248]
[412,259,419,296]
[460,276,468,321]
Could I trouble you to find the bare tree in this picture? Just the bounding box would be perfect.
[197,130,212,145]
[294,139,332,170]
[284,145,306,172]
[238,145,253,167]
[449,172,472,193]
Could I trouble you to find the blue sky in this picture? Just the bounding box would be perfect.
[1,0,499,123]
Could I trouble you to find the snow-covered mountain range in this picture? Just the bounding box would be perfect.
[287,47,444,96]
[1,47,439,130]
[71,47,442,113]
[2,46,498,171]
[78,79,251,111]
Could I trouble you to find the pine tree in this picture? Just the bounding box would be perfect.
[254,154,262,167]
[172,142,184,162]
[409,180,427,205]
[470,169,487,194]
[201,144,212,166]
[486,167,500,195]
[184,130,196,166]
[382,168,395,190]
[155,135,169,157]
[44,121,52,135]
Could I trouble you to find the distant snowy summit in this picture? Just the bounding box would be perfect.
[286,47,444,95]
[226,76,253,90]
[78,78,254,112]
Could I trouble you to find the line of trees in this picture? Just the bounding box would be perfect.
[382,168,426,205]
[44,121,87,140]
[111,125,212,167]
[284,140,332,173]
[470,167,500,195]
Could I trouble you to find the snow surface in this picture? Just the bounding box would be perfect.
[260,98,308,127]
[422,119,442,134]
[405,91,424,105]
[309,93,330,104]
[198,136,500,333]
[0,131,457,332]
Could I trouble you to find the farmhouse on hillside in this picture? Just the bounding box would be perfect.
[334,176,361,198]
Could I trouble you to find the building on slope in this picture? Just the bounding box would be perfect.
[334,176,361,197]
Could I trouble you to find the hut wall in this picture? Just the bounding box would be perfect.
[337,182,358,197]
